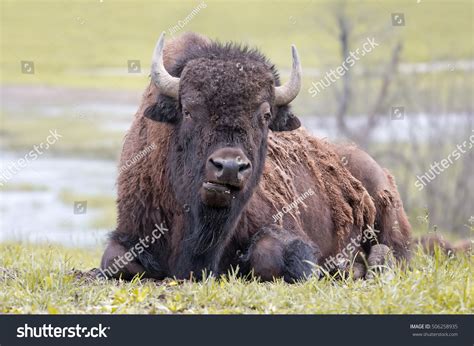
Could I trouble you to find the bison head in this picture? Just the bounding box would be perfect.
[145,33,302,209]
[144,33,302,275]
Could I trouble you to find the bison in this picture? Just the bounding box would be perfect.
[100,32,412,282]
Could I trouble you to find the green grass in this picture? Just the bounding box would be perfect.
[0,243,472,314]
[1,0,472,89]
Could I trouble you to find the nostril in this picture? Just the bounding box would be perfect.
[209,158,224,171]
[239,162,251,172]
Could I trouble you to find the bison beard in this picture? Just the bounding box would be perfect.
[101,32,412,282]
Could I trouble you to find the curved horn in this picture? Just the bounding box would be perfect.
[274,45,302,106]
[151,32,180,99]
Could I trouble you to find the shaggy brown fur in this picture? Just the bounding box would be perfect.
[101,33,412,281]
[162,33,211,72]
[259,130,376,254]
[333,144,412,260]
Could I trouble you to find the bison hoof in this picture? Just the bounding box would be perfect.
[282,239,319,283]
[366,244,393,279]
[350,261,367,279]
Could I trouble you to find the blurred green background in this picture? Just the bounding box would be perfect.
[1,0,473,88]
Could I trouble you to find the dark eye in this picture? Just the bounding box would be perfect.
[183,109,192,119]
[258,102,272,123]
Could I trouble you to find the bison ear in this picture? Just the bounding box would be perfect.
[144,95,181,124]
[269,105,301,131]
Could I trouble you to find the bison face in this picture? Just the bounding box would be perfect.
[145,33,302,211]
[178,60,274,208]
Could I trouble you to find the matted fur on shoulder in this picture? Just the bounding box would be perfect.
[260,129,376,250]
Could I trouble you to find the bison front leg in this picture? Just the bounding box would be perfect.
[100,237,165,280]
[100,239,145,279]
[365,244,394,279]
[243,228,321,283]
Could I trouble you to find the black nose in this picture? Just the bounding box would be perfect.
[209,157,251,176]
[206,148,252,188]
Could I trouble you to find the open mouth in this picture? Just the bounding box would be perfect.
[200,181,242,208]
[202,181,242,194]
